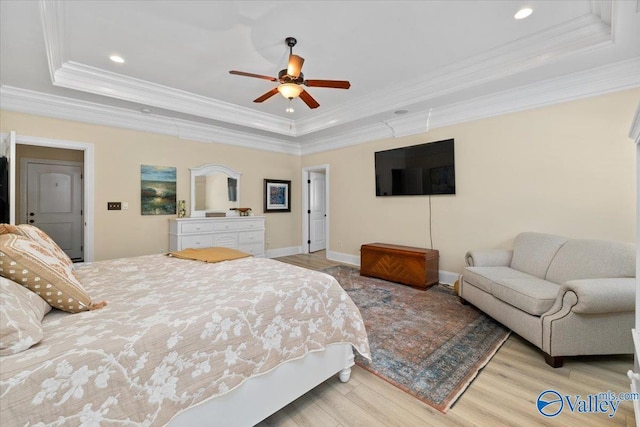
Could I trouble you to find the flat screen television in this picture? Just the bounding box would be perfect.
[375,138,455,196]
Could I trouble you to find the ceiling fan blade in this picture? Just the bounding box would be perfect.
[253,88,279,103]
[304,79,351,89]
[229,70,277,82]
[287,54,305,78]
[299,90,320,109]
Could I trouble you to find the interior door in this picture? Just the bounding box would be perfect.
[25,161,83,261]
[308,171,326,252]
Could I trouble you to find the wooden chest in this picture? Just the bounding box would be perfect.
[360,243,439,289]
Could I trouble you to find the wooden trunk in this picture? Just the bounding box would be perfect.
[360,243,439,289]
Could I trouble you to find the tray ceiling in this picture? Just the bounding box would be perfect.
[1,0,639,154]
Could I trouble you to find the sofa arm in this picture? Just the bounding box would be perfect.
[556,278,636,314]
[465,249,513,267]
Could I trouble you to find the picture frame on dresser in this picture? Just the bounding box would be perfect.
[264,179,291,212]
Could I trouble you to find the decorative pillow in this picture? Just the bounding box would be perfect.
[0,223,19,235]
[0,277,52,355]
[0,234,98,313]
[12,224,76,270]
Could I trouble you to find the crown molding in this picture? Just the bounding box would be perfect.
[39,0,615,140]
[291,10,614,137]
[0,86,300,155]
[3,56,637,157]
[3,57,638,157]
[39,0,65,83]
[53,61,297,137]
[301,57,640,155]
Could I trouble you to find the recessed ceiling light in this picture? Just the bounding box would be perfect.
[109,55,125,63]
[514,7,533,20]
[140,108,152,114]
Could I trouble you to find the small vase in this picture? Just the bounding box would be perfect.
[177,200,186,218]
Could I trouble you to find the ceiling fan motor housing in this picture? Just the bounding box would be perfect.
[278,69,304,84]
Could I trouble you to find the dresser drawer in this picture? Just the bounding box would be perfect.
[238,230,263,244]
[181,235,214,249]
[180,222,215,234]
[213,220,263,232]
[238,242,264,256]
[212,233,238,247]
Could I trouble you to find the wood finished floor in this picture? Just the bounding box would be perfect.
[256,251,636,427]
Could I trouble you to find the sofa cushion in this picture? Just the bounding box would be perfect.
[463,266,539,294]
[491,278,560,316]
[546,239,635,284]
[510,232,568,279]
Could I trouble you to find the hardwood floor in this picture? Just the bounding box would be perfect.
[257,251,636,426]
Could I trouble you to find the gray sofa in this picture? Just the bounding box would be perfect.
[459,232,635,367]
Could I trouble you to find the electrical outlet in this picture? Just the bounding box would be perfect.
[107,202,122,210]
[122,202,129,210]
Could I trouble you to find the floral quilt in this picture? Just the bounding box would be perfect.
[0,255,370,426]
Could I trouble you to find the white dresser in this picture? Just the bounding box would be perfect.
[169,217,265,257]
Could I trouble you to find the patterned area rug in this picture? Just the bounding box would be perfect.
[323,265,510,413]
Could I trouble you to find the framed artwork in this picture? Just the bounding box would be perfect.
[141,165,177,215]
[264,179,291,212]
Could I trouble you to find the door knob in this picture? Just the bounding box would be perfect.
[29,220,34,224]
[29,212,35,216]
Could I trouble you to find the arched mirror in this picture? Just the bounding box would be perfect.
[190,164,241,217]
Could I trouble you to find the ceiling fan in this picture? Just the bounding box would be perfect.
[229,37,350,110]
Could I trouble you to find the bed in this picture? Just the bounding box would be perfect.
[0,248,371,426]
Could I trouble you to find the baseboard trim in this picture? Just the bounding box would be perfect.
[265,246,302,259]
[326,250,360,267]
[273,247,459,285]
[438,270,460,286]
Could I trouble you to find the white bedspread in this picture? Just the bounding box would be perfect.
[0,255,370,426]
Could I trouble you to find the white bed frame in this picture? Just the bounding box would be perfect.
[168,343,355,426]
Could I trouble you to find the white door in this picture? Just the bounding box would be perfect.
[308,171,326,252]
[25,161,84,261]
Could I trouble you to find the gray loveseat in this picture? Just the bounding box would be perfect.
[459,232,635,367]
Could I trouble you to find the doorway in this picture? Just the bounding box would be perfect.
[2,132,95,262]
[21,158,84,261]
[302,165,329,255]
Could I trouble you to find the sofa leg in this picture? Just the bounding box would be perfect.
[544,353,563,368]
[459,296,469,305]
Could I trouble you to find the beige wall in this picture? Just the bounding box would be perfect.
[302,88,639,274]
[0,111,301,261]
[2,88,637,269]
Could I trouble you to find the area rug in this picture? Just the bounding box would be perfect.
[323,265,510,413]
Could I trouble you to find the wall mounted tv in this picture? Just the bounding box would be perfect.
[375,138,455,196]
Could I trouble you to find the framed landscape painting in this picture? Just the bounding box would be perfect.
[141,165,177,215]
[264,179,291,212]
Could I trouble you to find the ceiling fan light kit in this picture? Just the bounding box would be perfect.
[278,83,304,99]
[229,36,351,110]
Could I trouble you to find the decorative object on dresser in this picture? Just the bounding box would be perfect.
[264,179,291,212]
[169,217,265,257]
[360,243,439,289]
